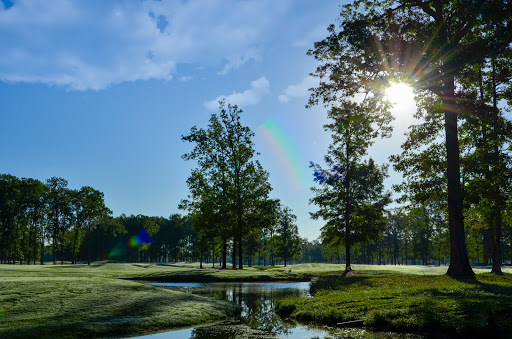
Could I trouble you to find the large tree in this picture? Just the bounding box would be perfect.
[311,155,390,271]
[182,100,273,269]
[391,35,512,275]
[0,174,23,263]
[311,0,512,277]
[309,100,391,272]
[459,50,512,274]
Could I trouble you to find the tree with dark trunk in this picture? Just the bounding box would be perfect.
[181,100,273,269]
[314,0,511,277]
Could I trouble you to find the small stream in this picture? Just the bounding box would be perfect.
[134,282,419,338]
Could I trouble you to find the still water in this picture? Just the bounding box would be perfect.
[134,282,418,339]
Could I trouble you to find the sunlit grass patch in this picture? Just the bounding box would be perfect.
[276,271,512,336]
[0,276,238,338]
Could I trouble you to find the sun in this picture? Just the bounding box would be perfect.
[385,82,416,112]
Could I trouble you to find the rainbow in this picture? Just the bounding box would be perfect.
[258,114,311,191]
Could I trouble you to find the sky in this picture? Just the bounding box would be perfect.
[0,0,417,241]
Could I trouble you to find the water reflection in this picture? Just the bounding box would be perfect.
[139,282,421,339]
[142,282,328,338]
[153,282,309,337]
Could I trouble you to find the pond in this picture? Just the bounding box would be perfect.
[134,282,419,339]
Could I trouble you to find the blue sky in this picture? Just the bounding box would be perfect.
[0,0,416,240]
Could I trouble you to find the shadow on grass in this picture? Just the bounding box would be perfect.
[0,281,237,339]
[126,268,314,283]
[310,270,390,293]
[450,273,512,296]
[364,274,512,336]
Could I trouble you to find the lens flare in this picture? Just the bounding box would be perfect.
[128,229,152,251]
[108,247,122,259]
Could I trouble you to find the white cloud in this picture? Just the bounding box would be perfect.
[204,76,270,111]
[0,0,289,90]
[179,75,192,82]
[278,76,318,103]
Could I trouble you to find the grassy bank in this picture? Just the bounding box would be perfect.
[0,262,339,338]
[0,264,242,338]
[276,270,512,336]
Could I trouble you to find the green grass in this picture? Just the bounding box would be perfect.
[0,262,334,282]
[2,262,511,337]
[0,261,342,338]
[0,263,242,338]
[276,270,512,336]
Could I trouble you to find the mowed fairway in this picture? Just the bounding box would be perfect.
[1,262,511,338]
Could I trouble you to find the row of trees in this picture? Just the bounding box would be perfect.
[5,170,512,267]
[306,0,512,276]
[0,173,301,265]
[0,174,109,265]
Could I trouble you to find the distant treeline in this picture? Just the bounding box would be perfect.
[3,173,511,267]
[0,173,303,266]
[315,205,512,267]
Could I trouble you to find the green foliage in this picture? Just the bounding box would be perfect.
[273,206,301,267]
[181,100,274,269]
[331,0,512,276]
[307,0,396,272]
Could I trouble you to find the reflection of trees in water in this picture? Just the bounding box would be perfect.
[241,290,293,336]
[190,321,275,339]
[183,283,309,338]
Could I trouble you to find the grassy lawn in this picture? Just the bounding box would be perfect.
[276,270,512,336]
[0,263,243,338]
[0,261,341,338]
[0,262,332,282]
[1,262,511,337]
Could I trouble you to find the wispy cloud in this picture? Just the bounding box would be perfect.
[204,76,270,111]
[292,24,330,48]
[278,76,318,103]
[179,75,192,82]
[0,0,288,90]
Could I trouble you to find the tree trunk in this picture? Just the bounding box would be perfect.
[222,237,227,269]
[73,227,79,265]
[199,244,203,269]
[40,238,44,265]
[345,229,351,271]
[87,227,91,265]
[52,235,56,265]
[61,230,64,265]
[232,237,237,269]
[491,213,503,274]
[405,239,408,265]
[238,234,243,269]
[344,126,352,272]
[490,62,503,275]
[212,246,215,268]
[443,82,474,277]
